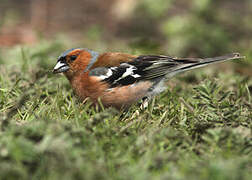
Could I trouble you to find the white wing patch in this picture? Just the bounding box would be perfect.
[113,64,141,83]
[122,65,136,77]
[90,63,142,88]
[98,69,113,80]
[132,74,141,78]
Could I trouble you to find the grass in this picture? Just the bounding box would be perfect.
[0,41,251,180]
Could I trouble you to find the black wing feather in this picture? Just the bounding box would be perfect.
[89,53,242,88]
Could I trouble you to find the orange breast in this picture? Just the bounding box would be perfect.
[69,72,152,109]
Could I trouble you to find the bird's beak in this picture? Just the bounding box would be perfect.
[53,61,70,73]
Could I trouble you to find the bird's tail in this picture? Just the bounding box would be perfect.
[170,53,244,76]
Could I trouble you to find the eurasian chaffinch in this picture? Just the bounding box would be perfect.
[53,48,242,109]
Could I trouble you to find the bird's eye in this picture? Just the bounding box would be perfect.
[70,55,77,61]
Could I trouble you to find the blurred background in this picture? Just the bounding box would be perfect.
[0,0,251,74]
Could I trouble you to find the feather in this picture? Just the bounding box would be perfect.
[89,53,243,89]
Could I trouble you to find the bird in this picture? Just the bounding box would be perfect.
[53,48,243,109]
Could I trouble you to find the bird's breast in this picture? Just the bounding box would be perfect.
[68,72,154,109]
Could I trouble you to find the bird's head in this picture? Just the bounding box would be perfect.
[53,48,99,78]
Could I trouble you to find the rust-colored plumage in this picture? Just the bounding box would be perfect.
[93,52,137,68]
[53,48,243,109]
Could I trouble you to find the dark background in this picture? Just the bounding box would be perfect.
[0,0,251,57]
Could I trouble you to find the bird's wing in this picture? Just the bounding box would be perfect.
[89,53,243,88]
[91,52,137,68]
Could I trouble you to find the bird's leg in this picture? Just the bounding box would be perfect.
[140,97,150,110]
